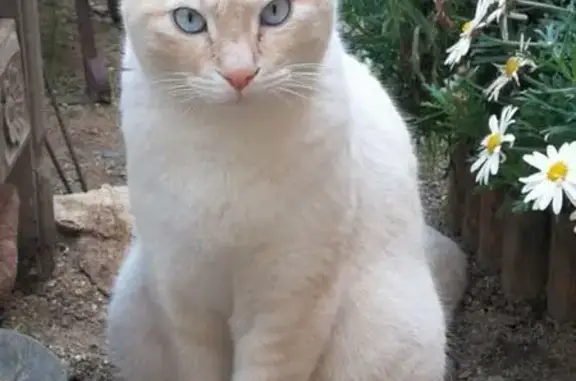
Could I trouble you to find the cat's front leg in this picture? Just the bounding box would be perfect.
[168,314,232,381]
[229,258,341,381]
[230,304,332,381]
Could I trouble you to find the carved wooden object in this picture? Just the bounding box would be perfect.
[0,3,57,288]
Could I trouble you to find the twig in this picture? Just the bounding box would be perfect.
[434,0,455,29]
[44,74,88,192]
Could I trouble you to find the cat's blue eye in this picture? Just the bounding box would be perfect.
[260,0,291,26]
[173,7,207,34]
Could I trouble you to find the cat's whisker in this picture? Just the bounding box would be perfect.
[290,72,322,80]
[151,75,219,89]
[284,82,318,93]
[259,71,291,86]
[287,77,321,87]
[285,62,328,70]
[159,82,218,96]
[275,86,312,101]
[269,89,294,108]
[260,76,292,92]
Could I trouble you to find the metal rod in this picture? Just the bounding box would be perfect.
[43,73,88,192]
[44,137,74,194]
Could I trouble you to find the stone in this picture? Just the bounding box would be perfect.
[0,328,67,381]
[53,184,131,295]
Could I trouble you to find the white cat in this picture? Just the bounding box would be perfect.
[106,0,467,380]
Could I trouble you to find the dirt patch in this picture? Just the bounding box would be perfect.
[39,0,124,195]
[2,1,575,380]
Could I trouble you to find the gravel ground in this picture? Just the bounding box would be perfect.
[2,2,575,380]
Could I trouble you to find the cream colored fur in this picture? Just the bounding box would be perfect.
[106,0,467,380]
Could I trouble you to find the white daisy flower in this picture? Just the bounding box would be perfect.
[519,142,576,215]
[444,0,493,68]
[570,209,576,234]
[484,34,537,101]
[470,105,517,185]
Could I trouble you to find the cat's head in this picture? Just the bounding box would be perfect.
[122,0,337,104]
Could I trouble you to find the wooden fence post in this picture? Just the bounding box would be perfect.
[501,211,549,301]
[461,171,481,253]
[446,143,468,237]
[547,212,576,321]
[477,190,505,273]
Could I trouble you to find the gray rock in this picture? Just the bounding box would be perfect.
[0,329,67,381]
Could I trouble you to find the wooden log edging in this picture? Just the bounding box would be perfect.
[477,190,505,273]
[547,212,576,322]
[501,211,549,302]
[461,171,481,254]
[446,143,468,237]
[446,149,576,321]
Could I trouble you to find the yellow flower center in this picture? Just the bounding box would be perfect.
[461,21,473,33]
[547,161,568,182]
[486,133,501,154]
[505,57,519,77]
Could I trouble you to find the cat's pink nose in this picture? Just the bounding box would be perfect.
[221,68,259,91]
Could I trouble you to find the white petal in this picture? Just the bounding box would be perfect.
[480,164,491,185]
[519,172,546,185]
[488,115,499,133]
[471,154,488,173]
[562,181,576,207]
[547,145,559,161]
[558,142,572,158]
[523,152,550,171]
[552,186,564,215]
[536,190,553,211]
[501,105,518,125]
[485,76,510,101]
[445,40,470,67]
[566,169,576,184]
[475,167,487,185]
[524,184,545,202]
[489,154,500,174]
[502,134,515,145]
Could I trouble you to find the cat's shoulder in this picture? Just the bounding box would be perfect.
[341,54,412,142]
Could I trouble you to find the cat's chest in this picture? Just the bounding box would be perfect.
[129,154,322,245]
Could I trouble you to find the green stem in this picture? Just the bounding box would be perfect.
[515,0,575,13]
[521,75,549,89]
[528,86,576,94]
[508,146,544,154]
[480,35,550,48]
